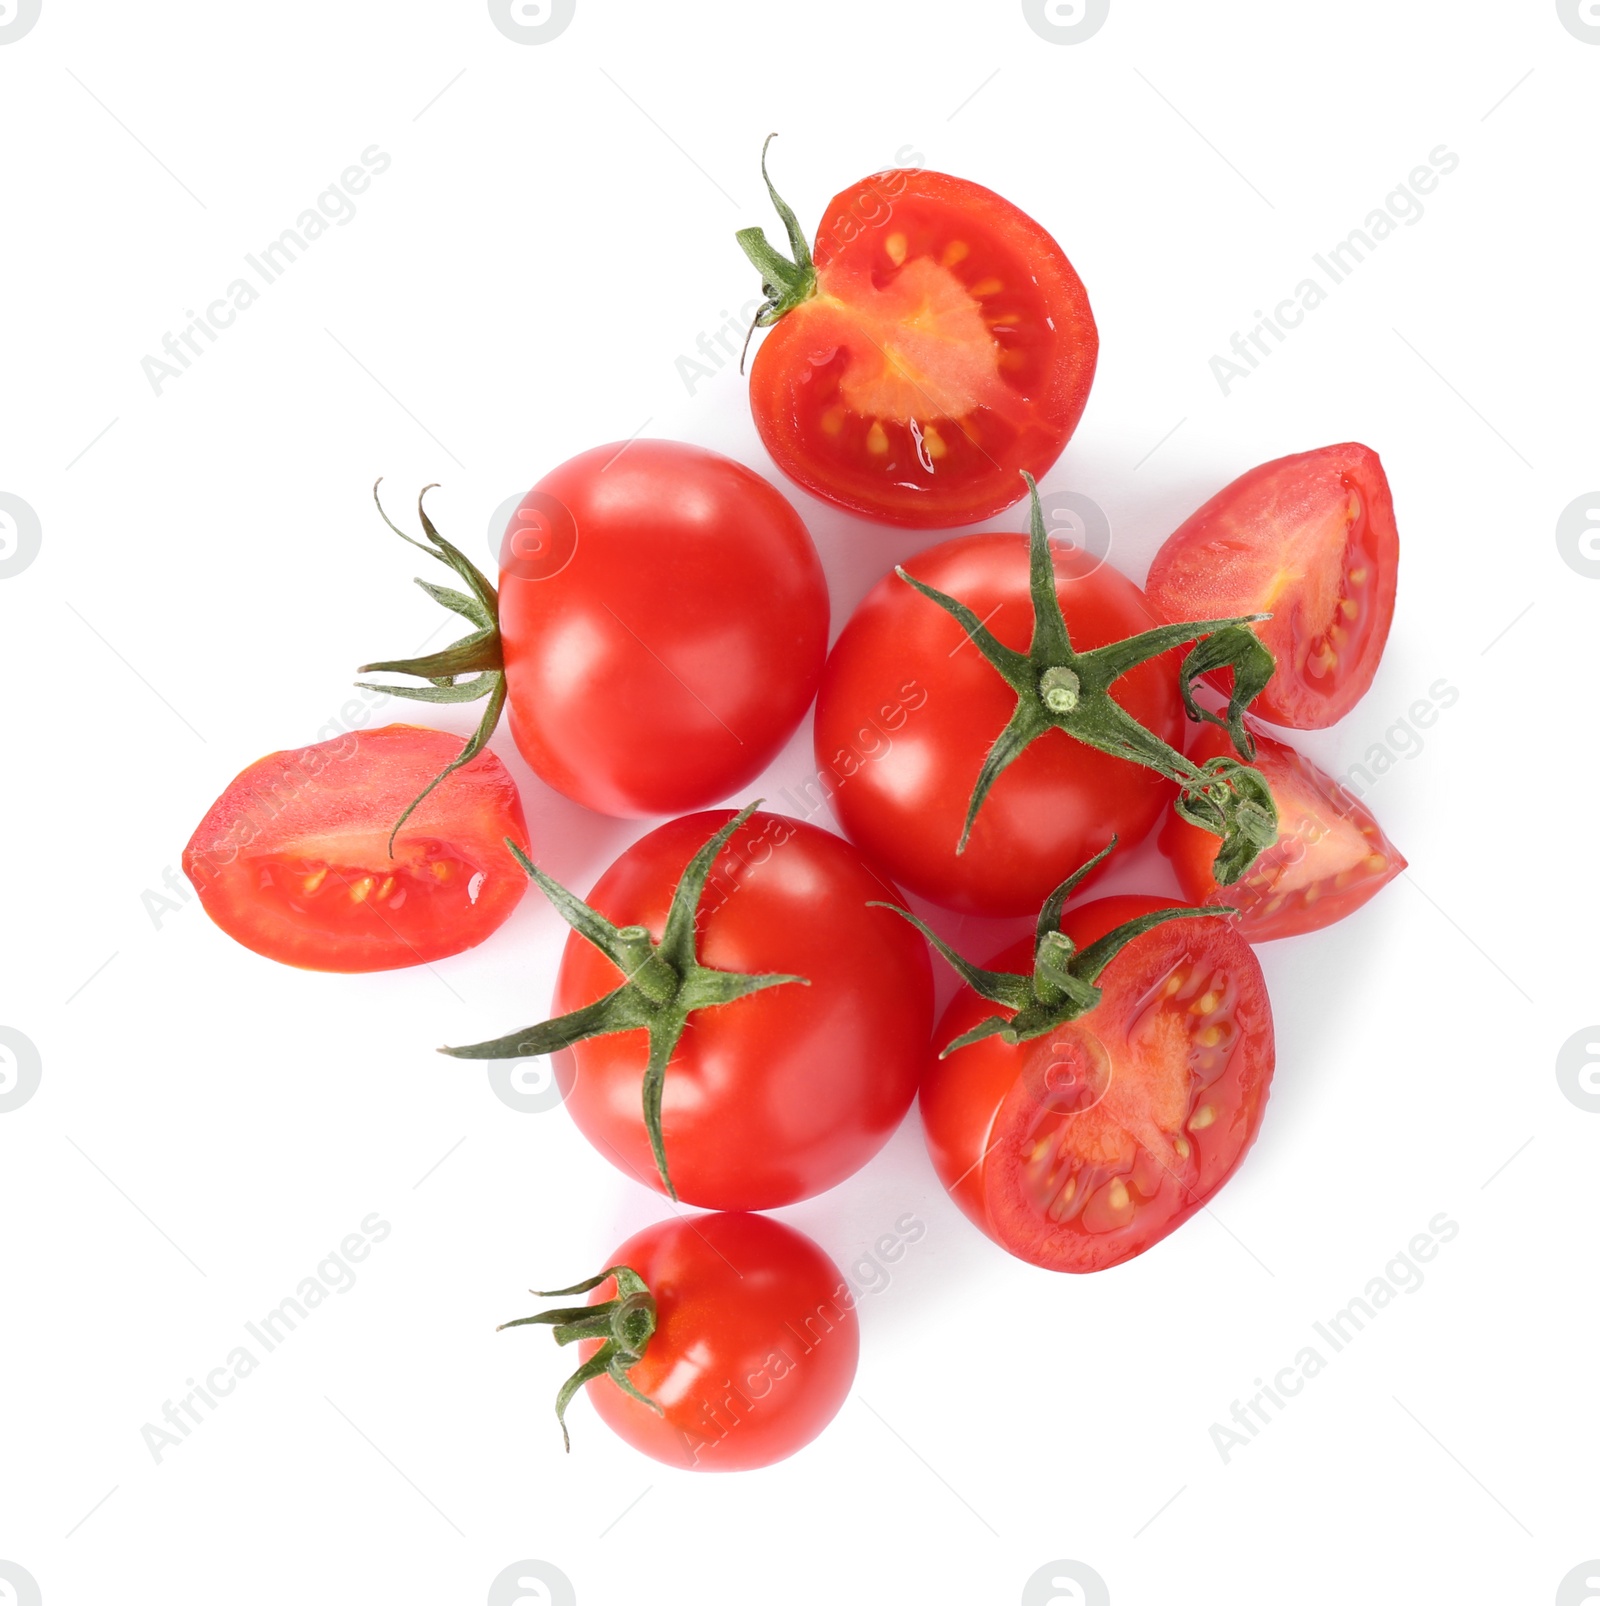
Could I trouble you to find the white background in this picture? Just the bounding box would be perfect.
[2,2,1597,1603]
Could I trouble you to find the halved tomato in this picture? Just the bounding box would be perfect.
[183,724,529,971]
[1144,444,1399,728]
[919,895,1274,1273]
[740,154,1098,527]
[1160,720,1406,941]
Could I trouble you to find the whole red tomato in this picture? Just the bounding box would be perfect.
[183,724,528,972]
[814,534,1186,916]
[503,1212,859,1471]
[1160,720,1406,941]
[919,894,1275,1273]
[738,143,1098,527]
[451,807,934,1209]
[361,443,829,821]
[1145,443,1399,729]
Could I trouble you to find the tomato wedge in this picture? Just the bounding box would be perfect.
[739,149,1098,527]
[183,724,529,971]
[1145,443,1399,728]
[1160,720,1406,941]
[919,895,1275,1273]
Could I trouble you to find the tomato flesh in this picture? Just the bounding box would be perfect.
[1160,720,1406,941]
[183,724,529,972]
[750,170,1098,527]
[919,897,1274,1272]
[1144,443,1399,728]
[578,1213,859,1471]
[814,534,1184,916]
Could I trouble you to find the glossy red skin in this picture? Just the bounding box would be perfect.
[1145,443,1399,729]
[497,441,829,817]
[182,724,528,972]
[814,534,1185,916]
[552,811,933,1209]
[1160,720,1407,942]
[919,896,1275,1273]
[749,168,1098,528]
[579,1213,858,1471]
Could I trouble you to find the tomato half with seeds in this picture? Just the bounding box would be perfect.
[1144,443,1399,728]
[739,154,1098,527]
[1160,720,1406,942]
[550,810,933,1209]
[920,896,1275,1273]
[814,534,1185,916]
[183,724,529,972]
[512,1213,858,1471]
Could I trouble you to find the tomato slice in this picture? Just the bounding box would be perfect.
[1144,443,1399,728]
[920,896,1274,1273]
[183,724,529,972]
[1160,720,1406,941]
[748,168,1098,528]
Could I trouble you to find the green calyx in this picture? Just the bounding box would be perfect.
[898,473,1281,885]
[498,1265,662,1453]
[874,839,1235,1057]
[734,134,818,369]
[355,481,508,855]
[440,802,808,1200]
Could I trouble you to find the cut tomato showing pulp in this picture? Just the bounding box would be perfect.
[743,158,1098,528]
[921,896,1274,1274]
[1145,443,1399,729]
[1160,721,1406,942]
[183,724,529,972]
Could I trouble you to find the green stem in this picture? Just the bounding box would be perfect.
[899,473,1281,886]
[440,803,809,1201]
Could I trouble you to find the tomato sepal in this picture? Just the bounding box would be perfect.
[898,474,1281,885]
[356,481,509,852]
[498,1265,662,1453]
[876,839,1233,1055]
[442,803,809,1200]
[734,134,819,362]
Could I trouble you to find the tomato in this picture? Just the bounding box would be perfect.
[182,724,529,972]
[453,808,933,1209]
[362,444,828,820]
[919,895,1275,1272]
[813,533,1186,916]
[1160,720,1406,941]
[738,149,1098,527]
[503,1212,858,1470]
[1145,443,1399,729]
